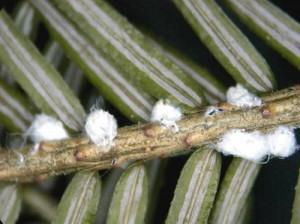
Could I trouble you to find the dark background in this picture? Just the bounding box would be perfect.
[1,1,300,223]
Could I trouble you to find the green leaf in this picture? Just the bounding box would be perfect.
[13,1,38,40]
[291,169,300,224]
[166,148,221,224]
[63,62,85,96]
[226,0,300,70]
[96,169,124,224]
[209,158,260,224]
[0,10,86,130]
[146,33,226,103]
[23,187,57,223]
[0,183,21,224]
[107,164,149,224]
[173,0,276,92]
[146,160,166,223]
[0,2,38,84]
[0,78,35,132]
[97,161,163,224]
[235,195,253,224]
[51,0,205,108]
[31,0,154,121]
[43,41,66,69]
[53,171,101,224]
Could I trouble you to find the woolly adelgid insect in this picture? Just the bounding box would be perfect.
[84,109,118,151]
[26,114,69,154]
[226,84,262,107]
[150,99,182,132]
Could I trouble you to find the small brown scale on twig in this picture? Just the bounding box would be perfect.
[184,133,196,148]
[142,124,158,138]
[261,105,274,118]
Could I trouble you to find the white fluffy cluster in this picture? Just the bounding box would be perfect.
[267,126,297,157]
[26,114,69,143]
[217,126,297,162]
[217,129,269,162]
[84,109,118,150]
[226,84,262,107]
[150,99,182,132]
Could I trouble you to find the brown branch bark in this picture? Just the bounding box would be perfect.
[1,86,300,182]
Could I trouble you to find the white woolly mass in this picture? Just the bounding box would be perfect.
[150,99,182,132]
[26,114,69,143]
[84,109,117,149]
[226,84,262,107]
[217,129,269,162]
[267,126,297,157]
[217,126,298,162]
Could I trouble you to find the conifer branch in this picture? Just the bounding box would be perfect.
[1,86,300,182]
